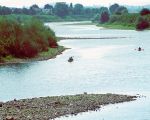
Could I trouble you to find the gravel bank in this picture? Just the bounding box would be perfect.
[0,93,136,120]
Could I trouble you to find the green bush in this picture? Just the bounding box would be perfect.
[0,16,58,58]
[136,16,150,30]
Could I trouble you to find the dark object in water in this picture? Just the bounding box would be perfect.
[138,47,142,51]
[135,47,144,51]
[68,57,73,62]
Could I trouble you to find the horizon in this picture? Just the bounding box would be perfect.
[0,0,150,8]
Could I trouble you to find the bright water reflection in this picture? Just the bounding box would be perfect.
[0,21,150,120]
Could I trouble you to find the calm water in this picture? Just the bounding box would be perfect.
[0,22,150,120]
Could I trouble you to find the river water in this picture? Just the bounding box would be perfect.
[0,22,150,120]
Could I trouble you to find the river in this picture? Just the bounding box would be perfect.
[0,22,150,119]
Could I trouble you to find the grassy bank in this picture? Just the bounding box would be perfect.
[0,93,136,120]
[4,14,92,23]
[96,14,150,30]
[0,16,65,64]
[0,46,65,65]
[97,23,135,30]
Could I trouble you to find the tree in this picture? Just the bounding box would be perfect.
[99,7,109,15]
[115,6,128,15]
[84,8,92,16]
[44,4,53,9]
[109,4,119,14]
[140,8,150,16]
[13,8,22,14]
[22,8,30,15]
[0,6,12,15]
[100,11,110,23]
[73,4,84,15]
[44,4,53,15]
[30,4,40,9]
[136,17,149,30]
[92,14,100,22]
[54,2,69,17]
[30,4,41,15]
[69,3,73,15]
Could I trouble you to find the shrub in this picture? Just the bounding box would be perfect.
[140,8,150,16]
[136,17,149,30]
[0,16,58,58]
[136,20,149,30]
[100,11,110,23]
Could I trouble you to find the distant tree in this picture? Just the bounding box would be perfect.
[92,14,100,22]
[70,3,73,8]
[44,4,53,15]
[44,4,53,9]
[99,7,109,15]
[30,4,40,9]
[0,6,12,15]
[115,6,128,15]
[84,8,92,16]
[30,4,41,15]
[140,8,150,16]
[54,2,69,17]
[109,4,119,14]
[73,4,84,15]
[29,8,36,15]
[13,8,22,14]
[136,17,149,30]
[69,3,73,15]
[92,8,100,14]
[100,11,110,23]
[22,8,30,15]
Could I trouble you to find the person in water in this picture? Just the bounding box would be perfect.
[138,47,142,51]
[68,56,73,62]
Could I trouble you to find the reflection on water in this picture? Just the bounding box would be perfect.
[0,22,150,120]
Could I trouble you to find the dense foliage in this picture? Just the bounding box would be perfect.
[140,8,150,16]
[54,2,69,18]
[109,4,119,14]
[0,3,100,19]
[0,17,58,59]
[93,3,150,30]
[136,16,150,30]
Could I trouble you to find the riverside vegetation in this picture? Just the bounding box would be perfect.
[0,3,100,22]
[92,4,150,30]
[0,16,65,64]
[0,3,150,30]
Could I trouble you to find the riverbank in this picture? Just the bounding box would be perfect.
[5,14,92,23]
[57,36,127,41]
[97,23,135,30]
[0,93,136,120]
[0,46,66,65]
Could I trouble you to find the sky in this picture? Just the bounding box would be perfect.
[0,0,150,8]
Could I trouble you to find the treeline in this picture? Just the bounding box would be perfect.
[0,2,101,18]
[0,16,58,60]
[93,4,128,23]
[93,3,150,30]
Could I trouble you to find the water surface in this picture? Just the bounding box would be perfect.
[0,21,150,120]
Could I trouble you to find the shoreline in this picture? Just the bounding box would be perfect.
[97,23,135,30]
[57,36,128,40]
[0,93,137,120]
[0,46,66,66]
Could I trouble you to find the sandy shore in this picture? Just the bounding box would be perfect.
[0,93,136,120]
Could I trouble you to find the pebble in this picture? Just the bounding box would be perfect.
[0,102,3,107]
[6,116,15,120]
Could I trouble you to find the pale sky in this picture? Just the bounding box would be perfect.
[0,0,150,8]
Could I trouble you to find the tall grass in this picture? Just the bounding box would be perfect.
[0,16,58,59]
